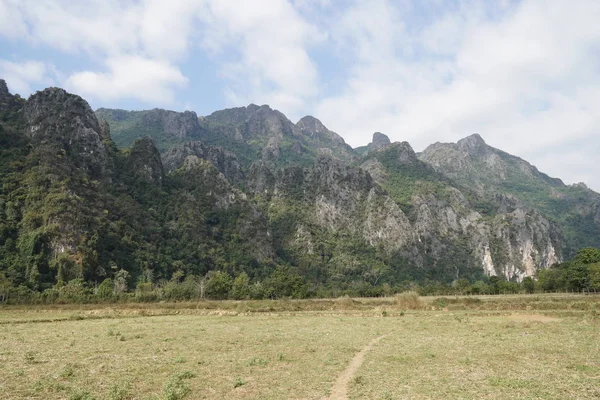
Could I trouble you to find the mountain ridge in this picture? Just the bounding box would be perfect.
[1,80,599,299]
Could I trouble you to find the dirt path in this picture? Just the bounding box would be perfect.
[327,333,389,400]
[508,314,560,322]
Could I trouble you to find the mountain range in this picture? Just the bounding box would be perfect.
[2,79,599,295]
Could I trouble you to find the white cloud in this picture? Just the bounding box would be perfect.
[0,0,28,39]
[2,0,600,191]
[0,59,54,96]
[314,0,600,190]
[65,56,188,104]
[0,0,201,102]
[0,0,323,115]
[197,0,324,116]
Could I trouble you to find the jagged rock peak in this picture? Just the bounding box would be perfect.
[0,79,9,97]
[25,87,99,128]
[99,119,111,141]
[296,115,327,131]
[129,136,164,185]
[372,132,391,150]
[23,87,108,178]
[387,141,417,162]
[140,108,200,139]
[457,133,487,151]
[296,115,347,146]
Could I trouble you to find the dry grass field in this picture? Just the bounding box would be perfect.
[1,294,599,399]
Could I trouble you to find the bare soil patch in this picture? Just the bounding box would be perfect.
[507,314,560,322]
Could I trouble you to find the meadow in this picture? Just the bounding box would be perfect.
[0,294,599,399]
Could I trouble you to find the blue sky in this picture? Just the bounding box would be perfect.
[1,0,600,191]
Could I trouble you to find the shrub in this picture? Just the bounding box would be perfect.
[97,278,113,299]
[394,291,422,310]
[135,282,156,302]
[230,272,251,300]
[204,271,232,300]
[163,371,194,400]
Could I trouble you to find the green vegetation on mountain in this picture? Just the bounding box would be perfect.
[420,134,600,257]
[1,80,600,303]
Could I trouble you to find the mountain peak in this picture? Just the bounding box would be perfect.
[457,133,486,147]
[456,133,489,155]
[296,115,326,132]
[0,79,9,97]
[388,141,417,163]
[372,132,391,150]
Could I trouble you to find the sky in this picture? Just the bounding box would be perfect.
[1,0,599,191]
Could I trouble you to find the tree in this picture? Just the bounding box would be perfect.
[537,269,558,292]
[204,270,233,300]
[573,247,600,264]
[488,276,501,294]
[97,278,113,298]
[263,266,306,299]
[230,272,250,300]
[113,269,130,294]
[566,262,590,292]
[522,276,535,294]
[588,263,600,292]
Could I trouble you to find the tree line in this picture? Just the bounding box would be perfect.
[2,247,599,304]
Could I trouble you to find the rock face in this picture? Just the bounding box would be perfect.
[371,132,391,151]
[296,116,356,162]
[0,79,9,99]
[24,88,108,179]
[419,134,600,258]
[163,141,244,185]
[94,108,204,152]
[7,88,114,277]
[141,109,201,139]
[93,100,593,281]
[99,104,357,167]
[4,81,600,293]
[354,132,392,155]
[128,137,164,185]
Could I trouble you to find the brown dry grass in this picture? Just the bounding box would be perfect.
[0,294,599,399]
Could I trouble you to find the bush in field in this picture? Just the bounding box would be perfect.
[230,272,251,300]
[250,281,266,299]
[163,371,195,400]
[204,271,232,300]
[97,278,113,299]
[263,266,306,299]
[469,280,490,294]
[135,282,156,302]
[113,269,130,294]
[163,275,201,301]
[57,278,89,302]
[395,291,422,309]
[522,277,535,294]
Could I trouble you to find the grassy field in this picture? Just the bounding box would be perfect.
[0,294,599,399]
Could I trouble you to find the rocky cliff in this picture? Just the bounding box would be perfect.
[1,80,598,295]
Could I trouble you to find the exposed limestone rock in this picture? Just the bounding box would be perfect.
[141,109,201,139]
[24,87,108,179]
[128,136,164,185]
[371,132,391,151]
[0,79,9,99]
[163,141,244,185]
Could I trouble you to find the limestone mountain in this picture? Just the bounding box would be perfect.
[99,104,357,169]
[419,134,600,257]
[1,80,599,298]
[93,100,595,281]
[94,108,204,152]
[355,132,392,155]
